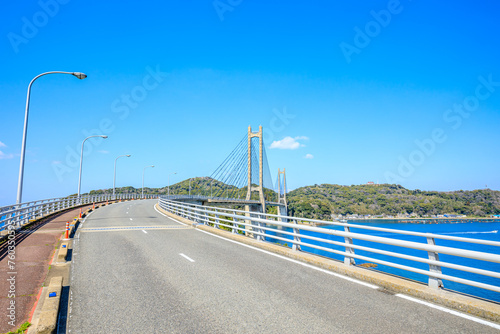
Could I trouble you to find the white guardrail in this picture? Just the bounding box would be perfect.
[159,197,500,295]
[0,194,158,232]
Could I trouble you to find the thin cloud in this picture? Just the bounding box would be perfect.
[270,136,308,150]
[304,154,314,159]
[0,141,6,148]
[0,150,14,160]
[98,150,110,154]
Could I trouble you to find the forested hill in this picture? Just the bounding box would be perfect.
[287,184,500,220]
[85,181,500,220]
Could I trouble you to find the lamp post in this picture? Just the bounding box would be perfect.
[168,172,177,196]
[142,165,154,199]
[78,135,108,199]
[16,71,87,204]
[113,154,131,199]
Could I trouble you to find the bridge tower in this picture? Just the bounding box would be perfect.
[277,168,288,218]
[245,125,266,214]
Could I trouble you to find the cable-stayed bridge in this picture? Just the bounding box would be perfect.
[173,126,288,217]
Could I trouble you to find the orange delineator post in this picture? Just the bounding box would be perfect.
[79,208,82,219]
[65,221,70,239]
[92,202,95,209]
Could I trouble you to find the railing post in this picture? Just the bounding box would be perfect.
[232,218,238,234]
[256,214,264,241]
[204,211,209,226]
[343,226,356,266]
[214,214,220,229]
[21,206,27,227]
[292,219,301,251]
[197,209,202,224]
[426,237,444,289]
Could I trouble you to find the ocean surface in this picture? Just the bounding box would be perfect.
[267,219,500,303]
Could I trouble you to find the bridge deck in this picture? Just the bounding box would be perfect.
[67,200,500,333]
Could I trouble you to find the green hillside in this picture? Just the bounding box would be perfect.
[287,184,500,220]
[86,176,277,202]
[85,181,500,220]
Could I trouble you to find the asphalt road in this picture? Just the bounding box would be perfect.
[66,200,500,333]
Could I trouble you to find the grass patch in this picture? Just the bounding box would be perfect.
[3,321,31,334]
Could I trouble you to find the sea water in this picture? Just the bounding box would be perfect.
[267,219,500,303]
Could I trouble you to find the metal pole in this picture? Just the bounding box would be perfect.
[113,154,131,199]
[189,178,191,196]
[16,71,87,204]
[78,135,108,199]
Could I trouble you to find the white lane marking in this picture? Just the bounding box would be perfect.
[194,229,378,289]
[155,204,376,288]
[130,218,133,221]
[395,294,500,330]
[142,230,147,234]
[154,205,188,226]
[81,209,95,225]
[180,253,195,262]
[126,212,129,214]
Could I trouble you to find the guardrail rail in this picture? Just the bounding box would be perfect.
[159,197,500,298]
[0,194,158,232]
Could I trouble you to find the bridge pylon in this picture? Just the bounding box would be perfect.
[245,125,266,213]
[245,126,266,239]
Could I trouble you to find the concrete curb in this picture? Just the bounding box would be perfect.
[55,242,69,264]
[34,276,63,334]
[155,204,500,324]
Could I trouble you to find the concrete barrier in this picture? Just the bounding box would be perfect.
[35,276,63,334]
[56,242,69,263]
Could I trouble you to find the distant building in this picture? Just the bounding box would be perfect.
[366,181,375,185]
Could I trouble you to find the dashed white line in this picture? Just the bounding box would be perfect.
[130,218,133,221]
[142,230,147,234]
[179,253,195,262]
[396,294,500,330]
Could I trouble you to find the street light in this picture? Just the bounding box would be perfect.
[168,172,177,196]
[142,165,154,198]
[78,135,108,199]
[113,154,131,199]
[16,71,87,204]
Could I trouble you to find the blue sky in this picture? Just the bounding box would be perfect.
[1,0,500,205]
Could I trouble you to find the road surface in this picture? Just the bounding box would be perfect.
[66,200,500,333]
